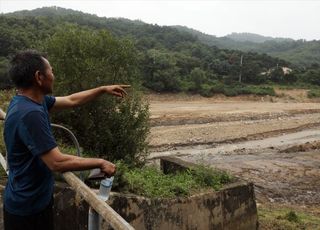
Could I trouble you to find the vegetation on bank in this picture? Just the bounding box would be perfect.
[0,90,14,155]
[49,130,233,198]
[258,206,320,230]
[307,88,320,98]
[105,161,233,198]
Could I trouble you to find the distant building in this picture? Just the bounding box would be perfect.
[260,66,293,76]
[281,67,292,75]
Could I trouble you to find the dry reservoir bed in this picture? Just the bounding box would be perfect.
[147,95,320,216]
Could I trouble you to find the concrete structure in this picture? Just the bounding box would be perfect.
[107,181,258,230]
[0,157,258,230]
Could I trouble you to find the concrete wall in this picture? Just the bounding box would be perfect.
[1,181,258,230]
[107,181,258,230]
[0,156,258,230]
[55,181,258,230]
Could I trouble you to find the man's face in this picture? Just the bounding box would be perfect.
[39,57,55,94]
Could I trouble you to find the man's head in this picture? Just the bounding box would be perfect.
[9,50,54,94]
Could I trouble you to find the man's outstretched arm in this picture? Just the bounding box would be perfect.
[40,147,116,175]
[51,85,130,111]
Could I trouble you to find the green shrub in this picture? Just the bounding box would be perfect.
[307,89,320,98]
[210,81,225,94]
[258,206,320,230]
[180,80,196,92]
[0,90,15,154]
[0,58,13,90]
[199,83,213,97]
[43,24,150,166]
[112,162,233,198]
[223,86,240,96]
[285,211,300,223]
[243,85,275,96]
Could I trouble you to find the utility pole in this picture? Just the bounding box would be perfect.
[239,54,243,83]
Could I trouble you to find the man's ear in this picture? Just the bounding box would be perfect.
[34,70,43,86]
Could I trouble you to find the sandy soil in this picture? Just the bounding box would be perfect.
[148,93,320,149]
[147,92,320,214]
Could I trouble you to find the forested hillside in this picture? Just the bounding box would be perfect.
[1,6,319,96]
[175,26,320,68]
[225,32,293,43]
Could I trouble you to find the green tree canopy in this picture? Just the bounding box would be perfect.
[43,24,149,165]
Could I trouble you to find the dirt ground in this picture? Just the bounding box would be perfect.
[147,90,320,228]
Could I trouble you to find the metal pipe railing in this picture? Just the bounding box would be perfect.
[51,123,85,181]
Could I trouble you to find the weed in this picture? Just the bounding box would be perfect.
[285,211,300,223]
[112,162,233,198]
[307,89,320,98]
[258,206,320,230]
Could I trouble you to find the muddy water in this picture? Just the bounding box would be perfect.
[149,128,320,206]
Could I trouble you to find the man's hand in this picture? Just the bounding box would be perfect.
[104,85,130,98]
[100,160,116,177]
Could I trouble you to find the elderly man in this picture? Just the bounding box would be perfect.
[3,50,129,230]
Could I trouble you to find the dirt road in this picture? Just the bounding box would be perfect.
[147,93,320,216]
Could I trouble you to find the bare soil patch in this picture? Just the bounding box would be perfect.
[147,91,320,228]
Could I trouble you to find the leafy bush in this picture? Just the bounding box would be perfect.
[285,211,300,223]
[258,206,320,230]
[307,89,320,98]
[43,24,149,166]
[199,83,213,97]
[223,86,239,96]
[210,81,225,94]
[243,85,275,96]
[300,69,320,86]
[179,80,196,92]
[0,90,12,152]
[0,58,12,90]
[191,165,232,190]
[112,162,233,198]
[195,81,275,97]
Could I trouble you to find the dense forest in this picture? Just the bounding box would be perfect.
[175,27,320,68]
[1,6,320,96]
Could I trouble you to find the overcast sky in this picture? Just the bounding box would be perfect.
[1,0,319,41]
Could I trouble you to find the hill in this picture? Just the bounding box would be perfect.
[225,32,293,43]
[0,7,319,95]
[173,26,320,68]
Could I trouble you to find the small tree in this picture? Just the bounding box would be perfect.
[0,57,12,90]
[189,67,207,89]
[270,67,285,83]
[43,24,149,166]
